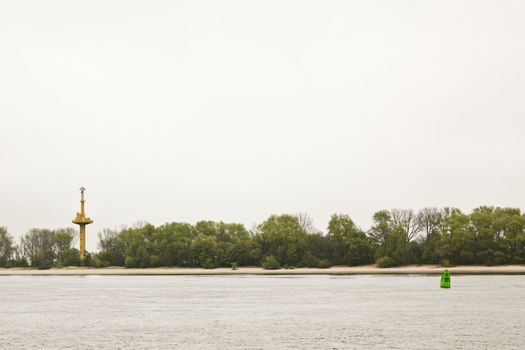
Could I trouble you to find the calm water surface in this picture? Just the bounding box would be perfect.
[0,275,524,349]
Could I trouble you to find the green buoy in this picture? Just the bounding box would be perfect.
[440,268,451,288]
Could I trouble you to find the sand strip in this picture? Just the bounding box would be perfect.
[1,265,525,275]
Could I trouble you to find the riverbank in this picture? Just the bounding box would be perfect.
[1,265,525,275]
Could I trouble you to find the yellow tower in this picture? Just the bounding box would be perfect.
[72,187,93,261]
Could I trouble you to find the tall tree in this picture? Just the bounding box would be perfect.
[416,208,444,263]
[368,210,392,246]
[19,228,55,266]
[416,208,444,240]
[391,209,422,242]
[296,213,318,234]
[256,215,308,266]
[98,228,126,266]
[327,214,373,265]
[53,228,78,266]
[0,226,14,266]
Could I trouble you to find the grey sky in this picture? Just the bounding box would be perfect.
[1,1,524,251]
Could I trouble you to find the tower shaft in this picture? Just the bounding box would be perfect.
[79,224,86,260]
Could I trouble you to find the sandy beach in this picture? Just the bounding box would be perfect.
[1,265,525,276]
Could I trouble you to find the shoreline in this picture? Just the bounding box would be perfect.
[1,265,525,276]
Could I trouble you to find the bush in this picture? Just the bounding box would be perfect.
[301,253,319,268]
[7,258,28,267]
[261,255,281,270]
[91,257,108,268]
[493,251,507,265]
[440,259,450,267]
[124,256,137,268]
[82,252,93,267]
[202,258,215,269]
[376,256,396,268]
[31,250,55,268]
[62,248,81,266]
[150,255,163,267]
[231,262,238,270]
[318,259,332,269]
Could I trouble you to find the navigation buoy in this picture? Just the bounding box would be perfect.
[440,268,451,288]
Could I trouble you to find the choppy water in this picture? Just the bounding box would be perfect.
[0,275,524,349]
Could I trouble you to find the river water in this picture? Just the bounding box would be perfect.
[0,275,524,349]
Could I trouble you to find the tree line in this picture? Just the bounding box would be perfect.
[1,206,524,269]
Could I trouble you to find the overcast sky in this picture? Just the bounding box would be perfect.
[1,1,524,251]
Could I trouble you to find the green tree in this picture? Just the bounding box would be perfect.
[303,233,331,266]
[191,235,219,268]
[0,227,14,267]
[97,228,126,266]
[261,255,281,270]
[20,228,55,267]
[493,208,525,263]
[119,223,155,268]
[327,214,373,265]
[152,222,195,266]
[53,228,77,266]
[255,215,308,266]
[368,210,392,247]
[417,208,445,264]
[437,208,474,265]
